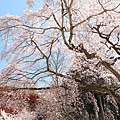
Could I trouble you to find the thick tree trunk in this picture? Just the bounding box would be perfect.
[98,95,105,120]
[88,113,92,120]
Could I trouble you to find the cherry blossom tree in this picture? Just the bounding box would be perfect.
[0,0,120,119]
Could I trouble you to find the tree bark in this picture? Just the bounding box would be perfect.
[98,95,105,120]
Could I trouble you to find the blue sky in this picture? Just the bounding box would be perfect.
[0,0,28,16]
[0,0,43,72]
[0,0,43,16]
